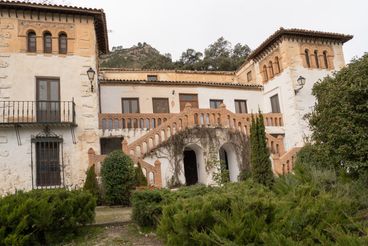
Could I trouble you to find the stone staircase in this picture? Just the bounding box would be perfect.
[89,103,299,187]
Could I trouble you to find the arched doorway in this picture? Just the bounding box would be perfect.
[219,144,240,182]
[219,147,230,181]
[183,148,198,185]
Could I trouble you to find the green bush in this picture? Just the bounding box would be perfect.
[154,167,368,245]
[84,165,99,198]
[131,184,214,228]
[0,189,96,245]
[131,189,170,228]
[101,150,136,205]
[135,164,148,187]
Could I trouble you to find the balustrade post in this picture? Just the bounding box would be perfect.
[277,135,285,155]
[122,139,129,154]
[184,103,195,127]
[154,160,162,188]
[219,103,228,127]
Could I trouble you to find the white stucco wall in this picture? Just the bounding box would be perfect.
[0,53,100,195]
[100,84,263,114]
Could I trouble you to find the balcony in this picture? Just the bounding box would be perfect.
[99,107,283,132]
[0,100,76,127]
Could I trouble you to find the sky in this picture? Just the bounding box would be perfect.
[60,0,366,62]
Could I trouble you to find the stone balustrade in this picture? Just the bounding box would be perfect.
[272,147,302,175]
[87,147,162,188]
[124,103,285,159]
[99,109,283,131]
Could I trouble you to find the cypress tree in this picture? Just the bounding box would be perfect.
[84,164,99,198]
[250,111,274,187]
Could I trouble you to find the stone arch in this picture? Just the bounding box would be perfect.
[183,143,205,185]
[219,143,240,182]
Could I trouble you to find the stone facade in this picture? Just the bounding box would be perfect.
[0,2,353,193]
[0,2,107,195]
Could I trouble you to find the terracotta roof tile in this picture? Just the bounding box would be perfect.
[100,79,262,90]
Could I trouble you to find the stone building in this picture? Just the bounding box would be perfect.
[96,29,352,187]
[0,1,108,194]
[0,1,353,193]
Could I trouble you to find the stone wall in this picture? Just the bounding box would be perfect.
[0,12,101,195]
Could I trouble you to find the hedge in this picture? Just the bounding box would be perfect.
[0,189,96,245]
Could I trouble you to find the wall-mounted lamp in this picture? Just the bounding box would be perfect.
[172,90,175,95]
[87,67,96,92]
[294,76,306,95]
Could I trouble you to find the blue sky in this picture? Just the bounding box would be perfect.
[60,0,366,62]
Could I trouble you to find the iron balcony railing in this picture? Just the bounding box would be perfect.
[0,100,76,126]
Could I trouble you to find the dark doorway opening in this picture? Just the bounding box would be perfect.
[183,148,198,185]
[219,147,230,179]
[100,137,123,155]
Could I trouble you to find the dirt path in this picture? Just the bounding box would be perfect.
[94,206,133,225]
[63,223,163,246]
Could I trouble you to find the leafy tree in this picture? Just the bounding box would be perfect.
[250,112,274,187]
[178,49,203,69]
[232,43,251,68]
[101,150,136,205]
[307,53,368,181]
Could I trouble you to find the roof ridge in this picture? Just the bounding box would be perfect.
[0,0,104,12]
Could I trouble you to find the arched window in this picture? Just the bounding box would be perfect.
[275,56,281,73]
[323,51,328,68]
[305,49,310,68]
[268,61,274,78]
[58,32,67,54]
[263,65,268,81]
[27,30,36,52]
[314,50,319,68]
[43,31,52,53]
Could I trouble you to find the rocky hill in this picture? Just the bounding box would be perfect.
[100,43,175,69]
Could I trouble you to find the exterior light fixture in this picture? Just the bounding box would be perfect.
[294,76,306,95]
[87,67,96,92]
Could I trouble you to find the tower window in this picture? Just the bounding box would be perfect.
[59,33,67,54]
[263,65,268,81]
[305,49,311,68]
[323,51,328,68]
[314,50,319,68]
[275,56,281,73]
[269,61,274,78]
[43,32,52,53]
[27,30,36,52]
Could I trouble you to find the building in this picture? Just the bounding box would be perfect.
[0,1,108,194]
[0,1,353,193]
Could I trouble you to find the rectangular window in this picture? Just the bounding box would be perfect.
[179,94,198,111]
[122,98,140,113]
[235,100,248,113]
[147,75,158,81]
[270,94,281,113]
[35,139,62,187]
[36,78,60,123]
[247,71,252,82]
[152,98,170,113]
[210,99,223,109]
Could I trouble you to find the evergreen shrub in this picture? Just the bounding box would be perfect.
[83,164,99,198]
[131,184,213,228]
[135,164,148,187]
[0,189,96,245]
[155,166,368,244]
[101,150,136,205]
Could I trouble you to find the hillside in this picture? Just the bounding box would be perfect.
[100,38,251,71]
[100,43,175,69]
